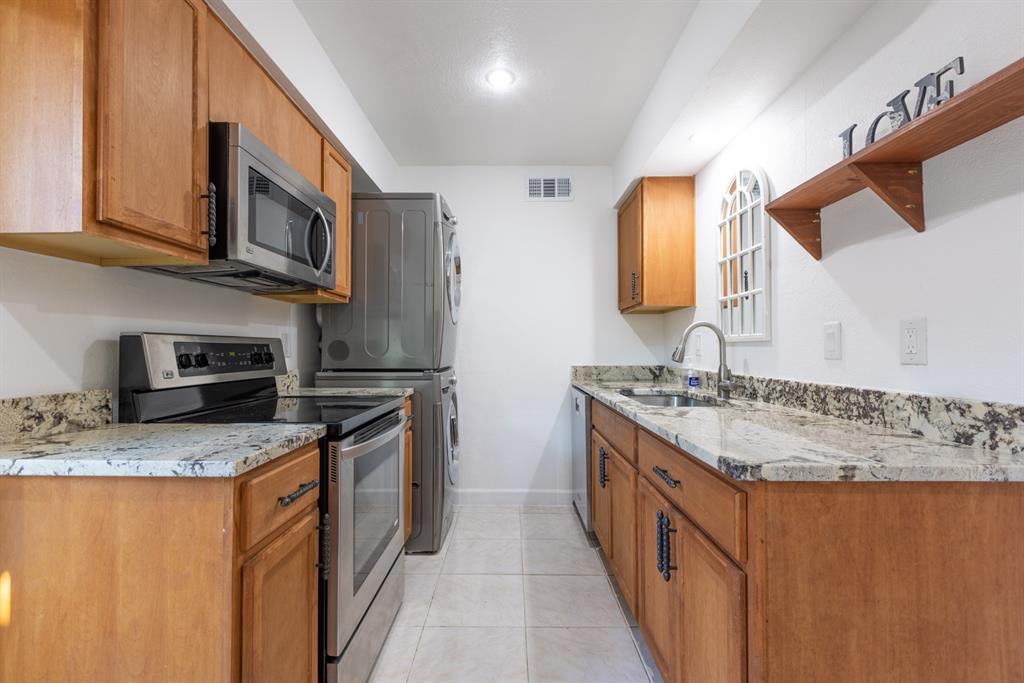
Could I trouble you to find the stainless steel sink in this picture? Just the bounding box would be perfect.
[617,389,718,408]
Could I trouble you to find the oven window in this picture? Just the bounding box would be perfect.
[352,431,401,593]
[247,168,332,272]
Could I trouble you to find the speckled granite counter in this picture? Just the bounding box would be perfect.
[573,378,1024,483]
[0,423,325,477]
[0,383,411,478]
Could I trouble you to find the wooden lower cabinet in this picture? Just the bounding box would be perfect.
[0,443,321,682]
[241,511,319,683]
[607,448,638,614]
[638,477,681,680]
[591,430,613,551]
[589,399,1024,683]
[676,513,746,683]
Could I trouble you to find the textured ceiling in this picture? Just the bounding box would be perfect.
[295,0,698,165]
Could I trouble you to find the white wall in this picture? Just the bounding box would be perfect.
[399,166,666,504]
[0,247,319,399]
[662,0,1024,404]
[215,0,400,191]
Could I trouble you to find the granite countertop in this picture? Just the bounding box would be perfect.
[0,423,325,477]
[0,385,413,478]
[573,379,1024,483]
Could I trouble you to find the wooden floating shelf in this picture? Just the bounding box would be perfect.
[766,58,1024,260]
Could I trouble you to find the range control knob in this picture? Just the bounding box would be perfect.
[263,351,275,366]
[193,352,209,368]
[250,351,264,365]
[176,353,194,370]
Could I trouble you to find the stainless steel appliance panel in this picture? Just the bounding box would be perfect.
[317,369,455,554]
[326,411,406,655]
[571,388,592,532]
[321,193,458,371]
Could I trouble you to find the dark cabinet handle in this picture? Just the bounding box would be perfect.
[598,447,608,488]
[318,512,331,580]
[652,466,679,489]
[200,182,217,247]
[278,479,319,508]
[656,510,677,582]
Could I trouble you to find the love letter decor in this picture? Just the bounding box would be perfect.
[838,56,965,158]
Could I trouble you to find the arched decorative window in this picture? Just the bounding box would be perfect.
[718,168,770,341]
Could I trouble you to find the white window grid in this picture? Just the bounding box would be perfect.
[717,168,771,342]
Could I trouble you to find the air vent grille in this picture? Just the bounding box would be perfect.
[527,176,573,201]
[329,446,339,483]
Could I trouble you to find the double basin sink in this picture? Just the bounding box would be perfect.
[617,388,719,408]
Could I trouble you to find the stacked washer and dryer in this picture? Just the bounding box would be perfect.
[318,193,461,554]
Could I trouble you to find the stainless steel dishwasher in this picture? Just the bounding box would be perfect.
[571,388,592,532]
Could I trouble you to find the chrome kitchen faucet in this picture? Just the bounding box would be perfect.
[671,321,735,400]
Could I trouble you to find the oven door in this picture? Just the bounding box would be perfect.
[327,411,406,656]
[228,137,336,290]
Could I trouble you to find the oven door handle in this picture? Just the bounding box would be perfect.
[339,414,406,460]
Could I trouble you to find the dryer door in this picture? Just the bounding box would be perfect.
[445,232,462,325]
[445,387,460,485]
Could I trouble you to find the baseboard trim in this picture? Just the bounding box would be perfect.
[455,488,574,507]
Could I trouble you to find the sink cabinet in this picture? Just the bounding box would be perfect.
[617,177,696,313]
[0,442,322,682]
[586,394,1024,683]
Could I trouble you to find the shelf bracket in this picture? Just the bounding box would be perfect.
[849,162,925,232]
[766,208,822,260]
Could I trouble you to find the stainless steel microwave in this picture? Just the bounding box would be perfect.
[144,122,336,293]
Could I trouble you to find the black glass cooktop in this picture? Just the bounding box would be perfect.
[161,394,402,435]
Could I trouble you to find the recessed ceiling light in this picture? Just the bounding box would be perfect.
[485,68,516,90]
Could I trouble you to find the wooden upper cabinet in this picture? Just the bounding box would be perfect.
[242,511,319,683]
[207,16,321,186]
[618,177,696,313]
[96,0,207,252]
[0,0,208,266]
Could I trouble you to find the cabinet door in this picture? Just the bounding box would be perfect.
[677,515,746,683]
[96,0,207,251]
[608,450,638,616]
[638,477,681,682]
[242,511,319,683]
[207,17,321,185]
[617,183,643,310]
[591,431,612,552]
[323,141,352,298]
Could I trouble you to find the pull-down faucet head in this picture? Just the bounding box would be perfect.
[671,321,734,400]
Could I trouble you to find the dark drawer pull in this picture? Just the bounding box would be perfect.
[652,466,679,489]
[278,479,319,508]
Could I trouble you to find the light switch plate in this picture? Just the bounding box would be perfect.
[900,318,927,365]
[824,321,842,360]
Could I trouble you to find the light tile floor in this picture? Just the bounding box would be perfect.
[370,505,664,683]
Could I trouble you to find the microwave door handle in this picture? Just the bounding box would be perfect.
[311,206,332,278]
[339,415,406,460]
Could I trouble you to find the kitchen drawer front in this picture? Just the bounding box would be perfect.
[241,443,321,550]
[592,401,637,464]
[638,430,746,563]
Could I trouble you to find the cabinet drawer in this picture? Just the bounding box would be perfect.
[240,443,321,550]
[638,430,746,562]
[592,401,637,464]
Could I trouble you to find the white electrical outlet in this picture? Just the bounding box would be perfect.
[824,321,842,360]
[900,318,927,365]
[281,330,293,358]
[694,333,703,360]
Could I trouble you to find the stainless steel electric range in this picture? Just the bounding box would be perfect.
[116,332,406,683]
